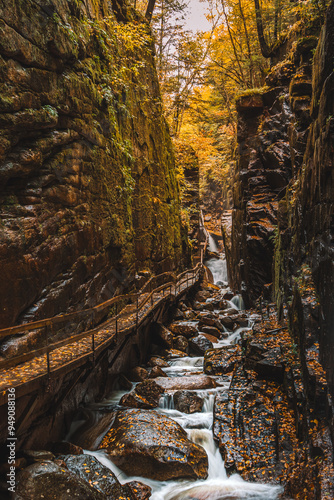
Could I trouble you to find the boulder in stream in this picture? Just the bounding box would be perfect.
[15,460,105,499]
[153,324,174,349]
[219,316,236,330]
[149,366,168,378]
[173,390,203,414]
[153,375,216,391]
[194,290,211,302]
[188,335,214,355]
[120,379,164,409]
[147,356,169,368]
[52,441,83,456]
[100,409,208,480]
[126,480,152,500]
[197,313,224,331]
[63,454,128,499]
[204,346,241,375]
[161,348,188,359]
[168,321,198,338]
[173,335,189,352]
[199,325,222,339]
[201,332,220,344]
[69,410,116,450]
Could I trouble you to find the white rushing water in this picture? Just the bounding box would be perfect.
[85,253,282,500]
[204,234,228,285]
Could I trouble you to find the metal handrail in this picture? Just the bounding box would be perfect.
[0,264,203,377]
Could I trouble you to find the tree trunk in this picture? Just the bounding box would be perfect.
[238,0,254,87]
[145,0,157,22]
[254,0,272,58]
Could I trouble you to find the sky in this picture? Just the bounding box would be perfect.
[185,0,212,32]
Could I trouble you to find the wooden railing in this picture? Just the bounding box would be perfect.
[0,263,203,379]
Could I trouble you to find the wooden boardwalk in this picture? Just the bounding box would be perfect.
[0,265,202,404]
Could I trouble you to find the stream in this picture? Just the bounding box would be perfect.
[77,237,282,500]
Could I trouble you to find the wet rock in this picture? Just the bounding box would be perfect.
[213,365,297,482]
[169,321,198,338]
[173,335,189,352]
[204,346,241,375]
[63,454,127,499]
[128,366,149,382]
[219,299,229,310]
[22,450,55,463]
[120,379,164,409]
[254,347,284,382]
[193,301,205,311]
[244,339,284,382]
[173,391,203,414]
[201,332,219,344]
[119,392,157,409]
[222,291,234,300]
[154,324,174,349]
[100,409,208,480]
[52,441,83,456]
[200,302,214,311]
[162,348,188,359]
[197,313,223,331]
[15,460,105,499]
[147,356,169,368]
[221,308,239,316]
[70,410,116,450]
[188,335,214,356]
[149,366,168,378]
[231,314,249,328]
[153,375,216,391]
[199,325,222,339]
[195,290,211,302]
[184,310,196,320]
[219,316,235,330]
[174,308,185,320]
[126,480,152,500]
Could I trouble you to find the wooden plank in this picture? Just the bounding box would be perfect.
[0,265,202,399]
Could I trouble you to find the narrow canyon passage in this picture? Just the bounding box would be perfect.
[66,241,282,499]
[1,0,334,497]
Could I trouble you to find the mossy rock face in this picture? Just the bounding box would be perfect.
[295,36,318,55]
[0,0,184,327]
[235,93,264,115]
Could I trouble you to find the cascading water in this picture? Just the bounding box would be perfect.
[204,234,228,285]
[83,245,282,499]
[85,316,281,499]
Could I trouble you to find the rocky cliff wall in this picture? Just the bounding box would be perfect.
[0,0,185,328]
[227,18,319,306]
[275,0,334,407]
[228,0,334,424]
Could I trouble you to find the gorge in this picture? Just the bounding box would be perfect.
[0,0,334,499]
